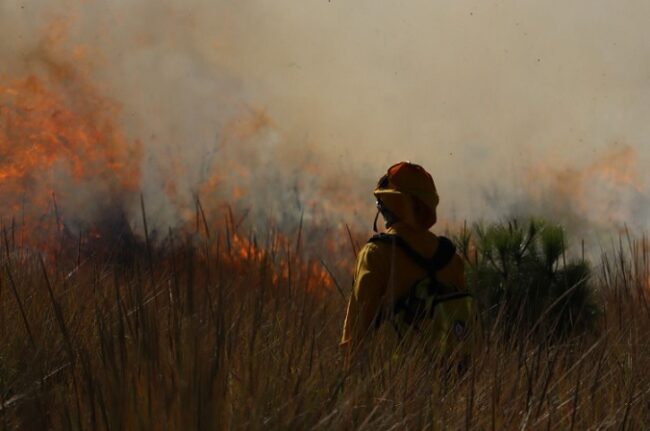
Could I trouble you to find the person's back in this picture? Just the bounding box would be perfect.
[341,162,470,361]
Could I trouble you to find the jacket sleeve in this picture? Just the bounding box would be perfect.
[340,243,389,350]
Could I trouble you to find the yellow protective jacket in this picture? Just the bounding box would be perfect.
[340,222,465,351]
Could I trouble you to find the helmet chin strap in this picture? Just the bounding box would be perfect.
[373,210,380,233]
[374,199,398,232]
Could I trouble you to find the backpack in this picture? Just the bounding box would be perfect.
[368,233,479,361]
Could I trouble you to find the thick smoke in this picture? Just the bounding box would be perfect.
[1,0,648,240]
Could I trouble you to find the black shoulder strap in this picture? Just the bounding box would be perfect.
[368,233,456,274]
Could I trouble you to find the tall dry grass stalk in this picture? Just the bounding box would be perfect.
[0,211,648,429]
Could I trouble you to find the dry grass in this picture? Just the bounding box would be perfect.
[0,213,648,430]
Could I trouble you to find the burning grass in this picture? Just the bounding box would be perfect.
[0,71,142,249]
[0,208,648,430]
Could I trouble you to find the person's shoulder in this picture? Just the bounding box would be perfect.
[360,237,388,253]
[358,236,392,261]
[429,233,464,269]
[434,234,463,262]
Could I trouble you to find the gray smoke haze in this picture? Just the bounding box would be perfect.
[1,0,649,240]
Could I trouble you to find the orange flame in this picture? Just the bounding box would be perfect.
[0,19,355,296]
[0,68,142,242]
[214,229,338,293]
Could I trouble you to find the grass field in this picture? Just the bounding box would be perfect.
[0,210,648,430]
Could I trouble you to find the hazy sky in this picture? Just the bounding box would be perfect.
[1,0,649,232]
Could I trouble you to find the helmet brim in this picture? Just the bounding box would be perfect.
[375,188,438,213]
[373,188,403,197]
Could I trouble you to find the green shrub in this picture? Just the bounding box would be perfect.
[454,218,600,339]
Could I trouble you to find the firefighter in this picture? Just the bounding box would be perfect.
[340,161,469,361]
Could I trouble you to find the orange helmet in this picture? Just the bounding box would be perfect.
[374,161,439,228]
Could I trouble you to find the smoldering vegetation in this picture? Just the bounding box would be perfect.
[0,208,648,430]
